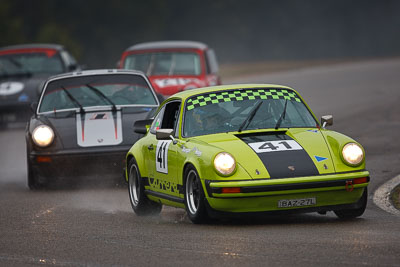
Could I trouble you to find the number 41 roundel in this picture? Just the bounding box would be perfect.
[156,140,172,173]
[248,140,303,153]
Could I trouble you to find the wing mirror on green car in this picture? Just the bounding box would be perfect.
[321,115,333,129]
[156,129,174,140]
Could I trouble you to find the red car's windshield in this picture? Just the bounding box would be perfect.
[123,51,201,76]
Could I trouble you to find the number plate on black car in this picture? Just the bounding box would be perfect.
[278,197,316,208]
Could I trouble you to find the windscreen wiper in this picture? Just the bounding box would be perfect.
[238,100,263,132]
[85,84,117,111]
[275,99,288,129]
[6,57,23,69]
[60,86,85,113]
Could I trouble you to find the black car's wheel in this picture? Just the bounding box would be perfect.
[334,188,368,219]
[184,165,209,224]
[128,158,162,216]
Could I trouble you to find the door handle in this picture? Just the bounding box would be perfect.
[148,144,154,150]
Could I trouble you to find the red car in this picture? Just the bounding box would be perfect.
[119,41,221,96]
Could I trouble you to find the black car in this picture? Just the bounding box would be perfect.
[0,43,80,126]
[26,69,160,189]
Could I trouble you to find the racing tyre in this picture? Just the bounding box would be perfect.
[128,158,162,216]
[334,188,368,219]
[184,166,209,224]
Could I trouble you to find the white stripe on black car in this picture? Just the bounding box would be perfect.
[76,111,123,147]
[238,132,319,178]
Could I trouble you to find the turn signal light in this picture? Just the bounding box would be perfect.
[221,187,241,193]
[353,177,368,184]
[36,156,52,163]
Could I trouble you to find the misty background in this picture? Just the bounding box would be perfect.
[1,0,400,68]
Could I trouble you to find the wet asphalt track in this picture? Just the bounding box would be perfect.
[1,58,400,266]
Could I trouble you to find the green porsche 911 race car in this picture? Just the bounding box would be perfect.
[126,84,369,223]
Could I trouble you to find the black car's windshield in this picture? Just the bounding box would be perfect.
[123,52,201,76]
[39,74,158,113]
[0,50,64,76]
[183,88,318,137]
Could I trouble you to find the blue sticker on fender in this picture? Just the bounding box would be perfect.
[314,156,328,162]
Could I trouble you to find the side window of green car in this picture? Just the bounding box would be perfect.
[150,100,181,136]
[150,106,165,134]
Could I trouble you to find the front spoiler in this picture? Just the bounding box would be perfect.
[28,148,129,180]
[205,170,369,198]
[203,170,369,213]
[205,190,367,219]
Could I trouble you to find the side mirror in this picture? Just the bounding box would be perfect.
[321,115,333,128]
[68,64,78,72]
[156,129,174,140]
[133,119,153,134]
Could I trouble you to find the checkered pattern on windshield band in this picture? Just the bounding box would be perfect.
[186,89,301,110]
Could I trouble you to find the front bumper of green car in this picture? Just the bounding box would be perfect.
[204,170,369,213]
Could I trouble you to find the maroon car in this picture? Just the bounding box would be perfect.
[119,41,221,96]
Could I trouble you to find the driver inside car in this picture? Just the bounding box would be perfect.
[191,104,227,135]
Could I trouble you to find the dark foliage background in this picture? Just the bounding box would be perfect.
[1,0,399,68]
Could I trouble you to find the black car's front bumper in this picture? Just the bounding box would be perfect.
[28,147,130,184]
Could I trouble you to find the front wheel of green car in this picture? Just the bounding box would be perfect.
[128,158,162,216]
[184,166,209,224]
[334,188,368,219]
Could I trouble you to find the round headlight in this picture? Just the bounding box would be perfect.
[342,143,364,166]
[214,152,236,176]
[32,125,54,147]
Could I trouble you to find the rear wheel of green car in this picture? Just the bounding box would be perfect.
[184,165,209,224]
[334,188,368,219]
[128,158,162,216]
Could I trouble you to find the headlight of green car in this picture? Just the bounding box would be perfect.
[214,152,236,176]
[341,142,364,166]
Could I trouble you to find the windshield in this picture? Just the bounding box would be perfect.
[39,74,158,113]
[123,51,201,76]
[183,88,318,137]
[0,50,64,76]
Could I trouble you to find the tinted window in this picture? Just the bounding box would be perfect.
[150,106,165,134]
[206,49,219,74]
[124,52,201,76]
[183,88,317,137]
[39,74,157,113]
[0,50,64,75]
[150,101,181,136]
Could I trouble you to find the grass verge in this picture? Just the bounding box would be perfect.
[390,184,400,210]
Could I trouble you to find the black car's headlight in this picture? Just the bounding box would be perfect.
[341,143,364,166]
[32,125,54,147]
[214,152,236,176]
